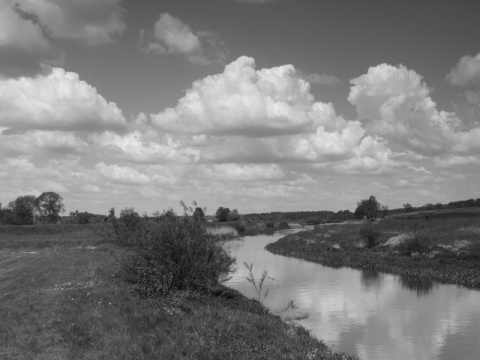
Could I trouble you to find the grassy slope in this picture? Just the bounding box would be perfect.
[0,225,355,360]
[266,210,480,289]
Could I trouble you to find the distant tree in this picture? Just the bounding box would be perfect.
[403,203,413,213]
[215,207,230,222]
[424,203,434,211]
[193,207,205,222]
[435,203,443,210]
[77,212,91,224]
[119,207,141,229]
[354,196,381,220]
[228,209,240,221]
[10,195,37,225]
[380,205,389,218]
[475,199,480,207]
[35,192,65,224]
[108,208,115,219]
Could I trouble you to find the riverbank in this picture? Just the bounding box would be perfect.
[266,212,480,289]
[0,224,355,359]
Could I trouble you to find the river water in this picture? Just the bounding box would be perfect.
[224,230,480,360]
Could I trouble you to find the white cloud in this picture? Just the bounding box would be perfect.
[0,130,87,158]
[200,163,285,181]
[434,155,480,168]
[95,162,151,185]
[152,57,344,136]
[446,52,480,86]
[90,131,200,164]
[0,68,127,132]
[348,64,463,155]
[140,13,227,65]
[13,0,126,45]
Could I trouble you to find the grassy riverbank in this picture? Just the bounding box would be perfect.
[266,209,480,289]
[0,224,355,360]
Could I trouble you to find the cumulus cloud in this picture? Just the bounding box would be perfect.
[152,57,344,136]
[200,163,285,181]
[446,52,480,86]
[348,64,463,155]
[0,130,87,158]
[0,68,127,132]
[95,162,151,185]
[90,131,199,164]
[13,0,126,45]
[140,13,227,65]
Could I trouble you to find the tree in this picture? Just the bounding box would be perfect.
[354,196,381,220]
[229,208,240,221]
[215,207,230,222]
[77,212,91,224]
[380,204,389,218]
[35,192,65,224]
[403,203,413,213]
[108,207,115,219]
[193,207,205,222]
[9,195,37,225]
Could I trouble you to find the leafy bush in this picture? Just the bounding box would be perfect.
[228,221,245,235]
[278,221,290,230]
[396,232,433,256]
[118,206,235,293]
[359,224,382,248]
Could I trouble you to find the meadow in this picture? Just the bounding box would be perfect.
[266,208,480,289]
[0,221,355,360]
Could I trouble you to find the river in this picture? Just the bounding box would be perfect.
[224,229,480,360]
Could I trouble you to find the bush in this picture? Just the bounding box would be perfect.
[359,224,382,248]
[278,221,290,230]
[228,221,245,235]
[118,207,235,293]
[396,232,433,256]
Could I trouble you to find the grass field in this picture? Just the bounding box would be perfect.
[0,224,355,360]
[266,209,480,289]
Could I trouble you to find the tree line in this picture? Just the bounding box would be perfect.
[0,192,65,225]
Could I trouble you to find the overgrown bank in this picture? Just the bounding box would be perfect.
[0,214,355,359]
[266,211,480,289]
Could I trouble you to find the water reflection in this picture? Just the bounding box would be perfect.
[225,232,480,360]
[399,276,436,297]
[360,270,381,289]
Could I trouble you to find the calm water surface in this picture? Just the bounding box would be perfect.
[224,230,480,360]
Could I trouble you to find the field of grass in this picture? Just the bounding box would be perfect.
[266,209,480,289]
[0,224,355,360]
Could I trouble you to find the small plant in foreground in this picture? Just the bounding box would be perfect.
[244,262,274,304]
[359,224,382,248]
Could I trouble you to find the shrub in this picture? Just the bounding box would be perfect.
[278,221,290,230]
[396,232,433,256]
[118,206,235,293]
[229,221,245,235]
[359,224,382,248]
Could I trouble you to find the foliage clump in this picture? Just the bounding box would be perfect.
[354,195,381,220]
[117,203,235,296]
[396,232,433,256]
[359,224,382,248]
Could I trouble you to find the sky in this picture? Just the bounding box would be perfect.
[1,0,480,215]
